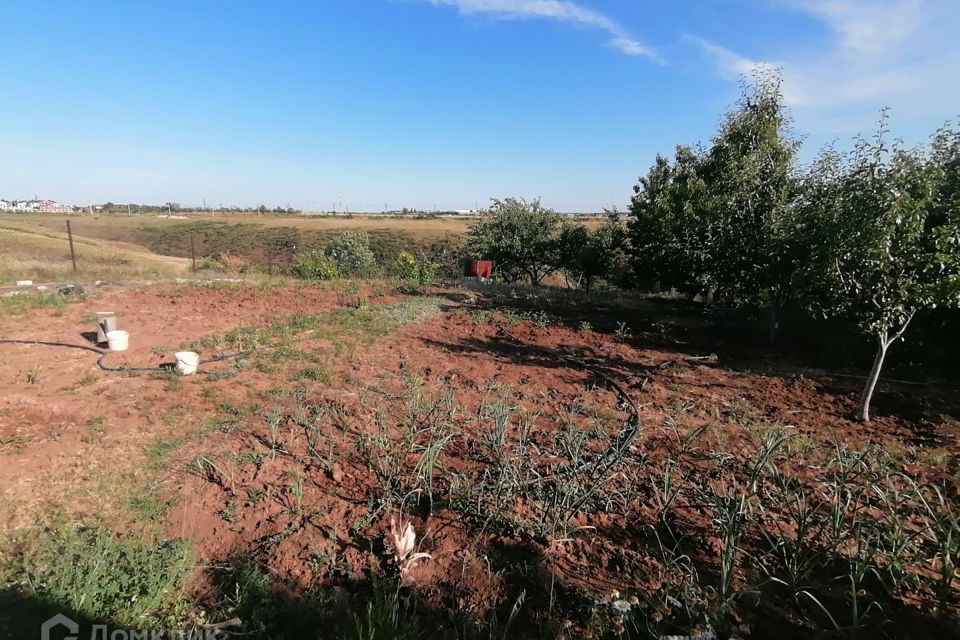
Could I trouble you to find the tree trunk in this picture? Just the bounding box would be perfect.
[768,299,782,347]
[857,335,888,422]
[856,312,915,422]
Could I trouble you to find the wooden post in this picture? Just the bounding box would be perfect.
[190,234,197,272]
[66,220,77,272]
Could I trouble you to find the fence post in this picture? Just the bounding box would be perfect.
[66,220,77,272]
[190,234,197,273]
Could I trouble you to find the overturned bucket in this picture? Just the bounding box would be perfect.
[175,351,200,376]
[96,312,117,344]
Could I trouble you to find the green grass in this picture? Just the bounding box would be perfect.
[0,291,83,316]
[1,525,193,632]
[299,366,332,383]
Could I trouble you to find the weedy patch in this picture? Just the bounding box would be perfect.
[0,291,84,316]
[1,525,194,631]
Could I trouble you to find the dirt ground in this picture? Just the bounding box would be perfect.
[1,281,958,638]
[0,281,367,526]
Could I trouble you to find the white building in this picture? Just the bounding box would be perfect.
[0,198,71,213]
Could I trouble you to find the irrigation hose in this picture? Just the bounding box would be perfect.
[0,339,255,374]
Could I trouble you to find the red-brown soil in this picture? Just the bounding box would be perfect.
[1,283,957,638]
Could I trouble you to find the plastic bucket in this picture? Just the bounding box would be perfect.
[96,312,117,344]
[175,351,200,376]
[106,330,129,352]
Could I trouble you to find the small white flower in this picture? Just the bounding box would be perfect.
[665,595,682,609]
[611,599,632,613]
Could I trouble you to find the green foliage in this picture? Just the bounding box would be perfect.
[466,198,567,285]
[326,230,376,276]
[299,365,332,383]
[628,145,714,295]
[17,526,192,626]
[627,70,799,307]
[701,71,799,307]
[558,210,627,293]
[798,116,960,419]
[0,291,81,316]
[338,580,428,640]
[392,252,438,289]
[799,117,958,334]
[293,248,339,280]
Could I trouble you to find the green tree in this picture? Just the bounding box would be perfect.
[466,198,567,285]
[558,211,626,294]
[799,116,960,421]
[627,71,800,343]
[628,145,714,296]
[701,70,800,339]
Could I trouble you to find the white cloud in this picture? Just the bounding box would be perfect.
[688,37,778,80]
[692,0,960,135]
[424,0,658,60]
[787,0,927,56]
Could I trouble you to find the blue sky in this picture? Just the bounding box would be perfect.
[1,0,957,211]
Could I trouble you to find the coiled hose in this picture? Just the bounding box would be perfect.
[0,339,251,373]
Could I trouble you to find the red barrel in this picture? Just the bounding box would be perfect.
[465,259,493,278]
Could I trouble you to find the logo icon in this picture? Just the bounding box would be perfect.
[41,614,79,640]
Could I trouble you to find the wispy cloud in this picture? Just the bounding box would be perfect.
[688,37,778,80]
[424,0,658,60]
[692,0,960,134]
[786,0,927,56]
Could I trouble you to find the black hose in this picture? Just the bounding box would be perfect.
[0,339,254,374]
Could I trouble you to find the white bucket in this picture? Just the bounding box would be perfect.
[175,351,200,376]
[106,330,129,352]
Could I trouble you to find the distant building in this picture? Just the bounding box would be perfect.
[0,198,72,213]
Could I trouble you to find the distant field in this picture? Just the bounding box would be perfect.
[0,219,190,284]
[1,213,472,271]
[3,213,472,243]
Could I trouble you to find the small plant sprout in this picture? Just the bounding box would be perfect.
[388,513,431,587]
[26,365,43,385]
[614,321,630,339]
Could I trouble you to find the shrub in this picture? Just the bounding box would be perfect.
[392,252,438,289]
[218,252,250,274]
[326,230,375,276]
[195,256,224,271]
[292,248,339,280]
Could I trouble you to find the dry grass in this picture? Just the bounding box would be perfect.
[1,212,474,244]
[0,221,190,284]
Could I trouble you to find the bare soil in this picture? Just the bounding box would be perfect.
[1,282,957,638]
